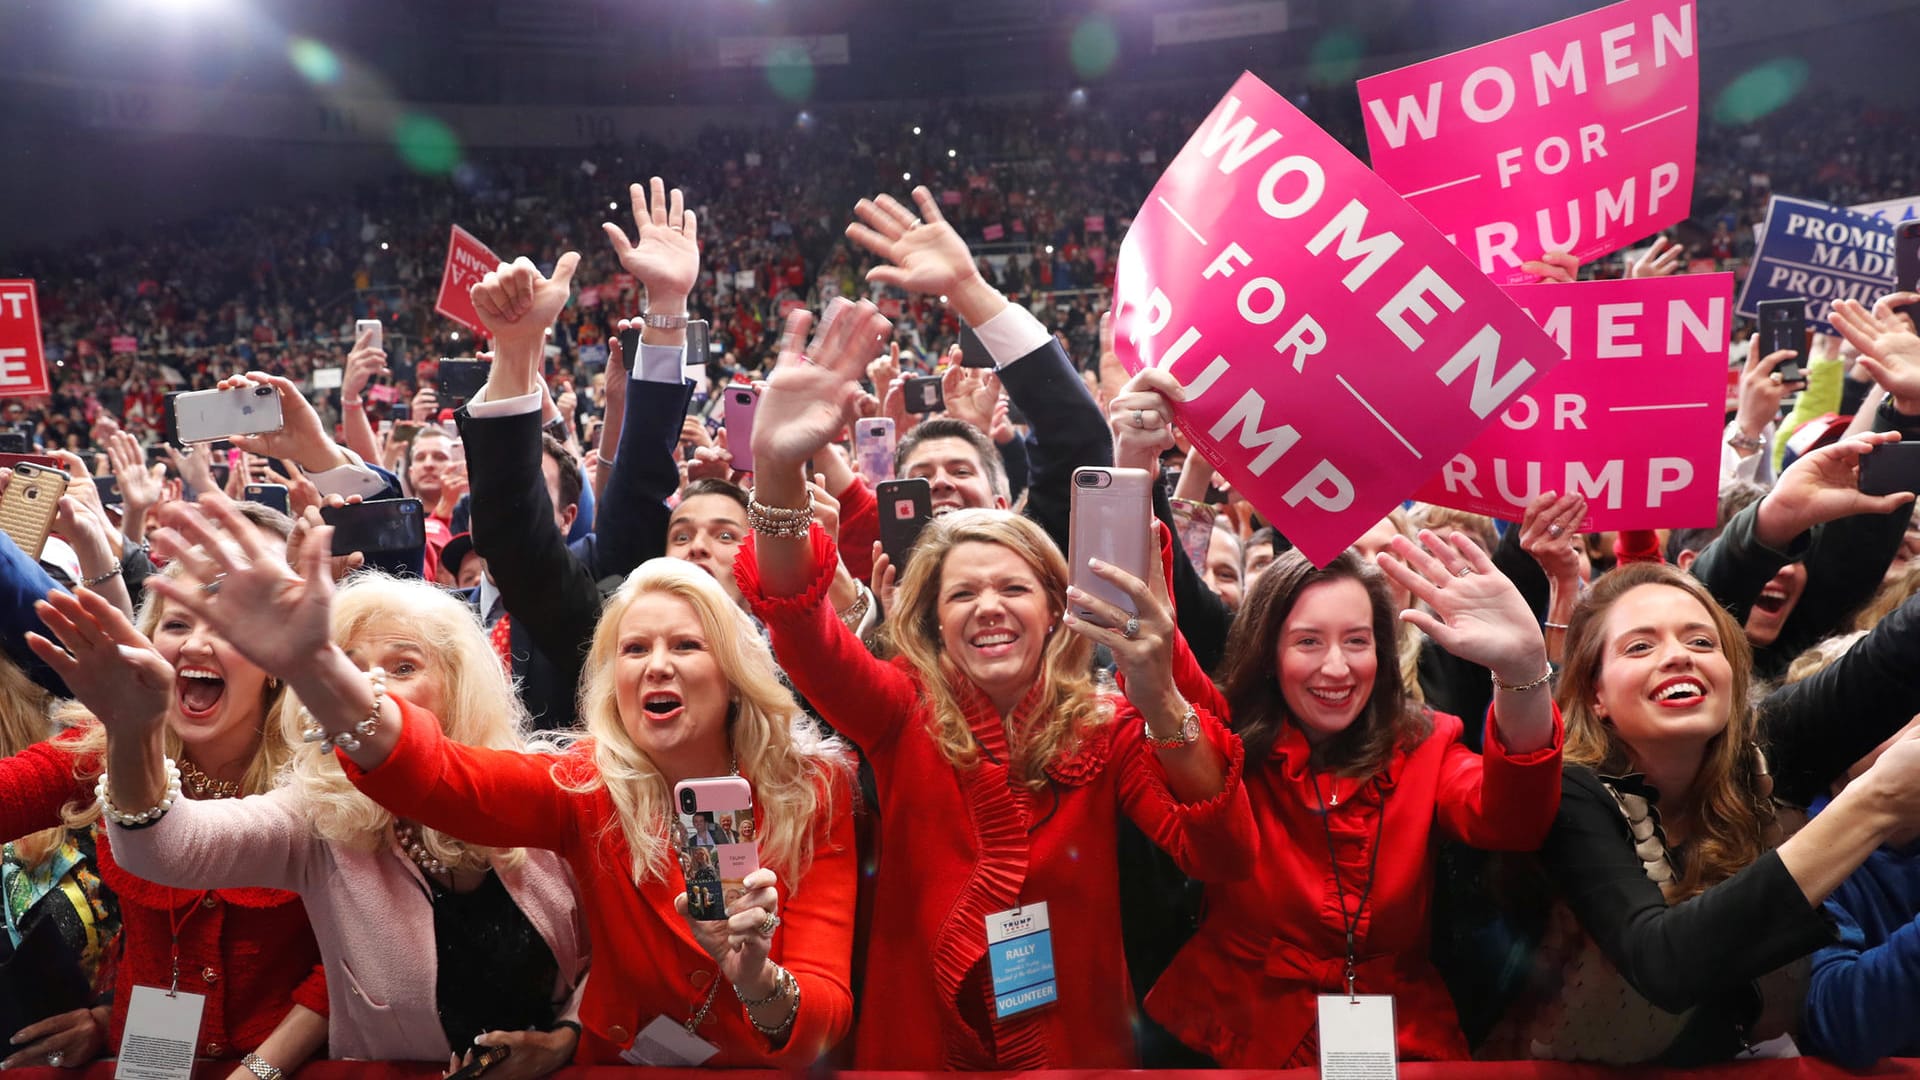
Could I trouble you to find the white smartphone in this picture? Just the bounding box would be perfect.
[673,777,759,921]
[171,385,285,445]
[355,318,383,351]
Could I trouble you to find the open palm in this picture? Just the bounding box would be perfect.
[752,299,893,473]
[27,589,173,735]
[602,177,699,299]
[846,188,979,297]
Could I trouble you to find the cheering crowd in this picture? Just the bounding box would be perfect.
[5,75,1920,1078]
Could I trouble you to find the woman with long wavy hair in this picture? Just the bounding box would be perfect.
[127,485,858,1066]
[735,293,1254,1069]
[64,573,590,1072]
[6,503,328,1074]
[1485,555,1920,1065]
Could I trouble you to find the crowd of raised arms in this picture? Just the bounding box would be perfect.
[7,94,1920,1080]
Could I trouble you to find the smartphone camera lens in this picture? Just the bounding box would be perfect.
[1076,472,1098,488]
[254,386,274,397]
[680,790,696,812]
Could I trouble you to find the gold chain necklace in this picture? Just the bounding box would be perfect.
[178,758,242,799]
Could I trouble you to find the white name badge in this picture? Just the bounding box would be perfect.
[115,987,205,1080]
[1317,993,1399,1080]
[619,1015,721,1067]
[985,901,1057,1019]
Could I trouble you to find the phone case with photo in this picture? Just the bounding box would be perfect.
[672,777,758,921]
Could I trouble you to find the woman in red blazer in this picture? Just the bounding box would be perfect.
[140,490,857,1066]
[7,522,327,1073]
[1145,537,1565,1066]
[735,294,1255,1069]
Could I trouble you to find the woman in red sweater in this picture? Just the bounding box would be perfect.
[1143,536,1564,1066]
[737,294,1255,1068]
[6,513,327,1074]
[139,486,858,1066]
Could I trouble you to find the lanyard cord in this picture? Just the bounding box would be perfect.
[1312,773,1385,1002]
[165,892,209,996]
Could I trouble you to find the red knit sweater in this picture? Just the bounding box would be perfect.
[0,733,327,1058]
[737,526,1256,1069]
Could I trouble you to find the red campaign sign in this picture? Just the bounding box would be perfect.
[1113,72,1568,565]
[1359,0,1699,285]
[982,224,1006,241]
[434,226,503,335]
[941,190,963,207]
[876,298,905,318]
[0,281,50,399]
[1085,215,1107,234]
[1417,273,1730,531]
[110,335,138,354]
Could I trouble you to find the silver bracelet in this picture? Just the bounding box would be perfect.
[299,666,388,752]
[241,1052,283,1080]
[81,559,124,587]
[95,758,182,827]
[740,964,800,1036]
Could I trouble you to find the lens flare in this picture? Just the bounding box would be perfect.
[287,37,340,84]
[1070,17,1120,79]
[1712,58,1809,126]
[393,113,461,175]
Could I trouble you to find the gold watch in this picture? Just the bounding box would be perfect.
[1143,702,1200,750]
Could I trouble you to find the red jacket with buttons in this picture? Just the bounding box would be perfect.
[1143,640,1564,1066]
[0,732,328,1058]
[342,695,857,1065]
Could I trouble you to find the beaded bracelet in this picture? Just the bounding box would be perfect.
[1492,665,1555,693]
[81,559,124,587]
[739,964,801,1036]
[299,666,388,752]
[95,758,182,828]
[746,496,814,539]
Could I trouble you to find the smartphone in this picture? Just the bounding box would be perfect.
[1896,221,1920,295]
[0,462,64,559]
[723,385,760,474]
[389,401,411,422]
[171,384,285,445]
[854,418,896,482]
[876,477,933,568]
[0,432,28,455]
[904,374,945,415]
[686,319,710,384]
[1068,466,1154,620]
[1860,441,1920,497]
[958,324,996,369]
[355,318,383,351]
[1168,496,1215,571]
[93,475,123,506]
[242,483,290,515]
[0,452,59,473]
[436,358,490,410]
[673,777,758,921]
[320,499,427,555]
[145,444,176,477]
[391,420,423,444]
[1756,298,1807,384]
[444,1044,511,1080]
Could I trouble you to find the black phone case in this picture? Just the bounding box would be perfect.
[1860,443,1920,497]
[877,479,933,566]
[905,376,945,414]
[321,499,427,555]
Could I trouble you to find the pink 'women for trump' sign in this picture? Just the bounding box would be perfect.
[1113,72,1567,565]
[1417,274,1732,531]
[1359,0,1699,285]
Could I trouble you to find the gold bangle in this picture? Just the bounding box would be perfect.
[746,495,814,539]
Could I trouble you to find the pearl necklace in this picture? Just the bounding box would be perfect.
[392,821,449,876]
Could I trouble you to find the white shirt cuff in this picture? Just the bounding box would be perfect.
[635,344,686,384]
[308,451,391,500]
[971,302,1053,370]
[466,384,542,417]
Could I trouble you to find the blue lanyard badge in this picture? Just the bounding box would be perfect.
[985,901,1057,1018]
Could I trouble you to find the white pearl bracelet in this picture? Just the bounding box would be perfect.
[96,758,183,827]
[299,666,388,752]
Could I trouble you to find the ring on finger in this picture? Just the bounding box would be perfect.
[199,572,227,595]
[1454,565,1474,578]
[1132,409,1148,429]
[757,911,781,938]
[1122,615,1141,640]
[47,1052,65,1068]
[1546,523,1564,539]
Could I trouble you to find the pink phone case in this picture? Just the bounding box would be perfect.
[1068,467,1154,619]
[723,387,759,474]
[672,777,758,920]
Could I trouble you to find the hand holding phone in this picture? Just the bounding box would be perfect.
[0,463,64,559]
[876,477,932,568]
[854,418,896,481]
[673,777,758,921]
[321,499,427,556]
[1757,298,1808,384]
[1068,467,1153,620]
[722,386,760,474]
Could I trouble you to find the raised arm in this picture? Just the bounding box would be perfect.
[338,327,388,468]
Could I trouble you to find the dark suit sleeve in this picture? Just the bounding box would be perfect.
[999,435,1031,506]
[455,406,601,694]
[0,531,67,695]
[1152,481,1231,675]
[1759,590,1920,806]
[1494,522,1549,623]
[591,377,693,581]
[995,337,1112,554]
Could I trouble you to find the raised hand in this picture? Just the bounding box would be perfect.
[145,492,337,681]
[26,587,172,735]
[1731,332,1801,450]
[217,371,350,473]
[1832,294,1920,413]
[107,431,163,523]
[942,359,1001,436]
[1376,530,1548,689]
[602,176,699,304]
[1756,430,1917,547]
[410,385,440,423]
[1519,250,1579,284]
[469,253,583,372]
[1628,236,1683,279]
[674,867,784,996]
[847,187,983,299]
[1062,532,1181,724]
[1517,490,1590,585]
[342,326,389,401]
[1107,367,1182,471]
[750,299,893,476]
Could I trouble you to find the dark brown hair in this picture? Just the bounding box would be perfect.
[1219,549,1429,777]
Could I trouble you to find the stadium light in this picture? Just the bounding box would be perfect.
[609,201,619,209]
[912,126,922,136]
[380,242,389,251]
[902,172,912,181]
[948,149,956,158]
